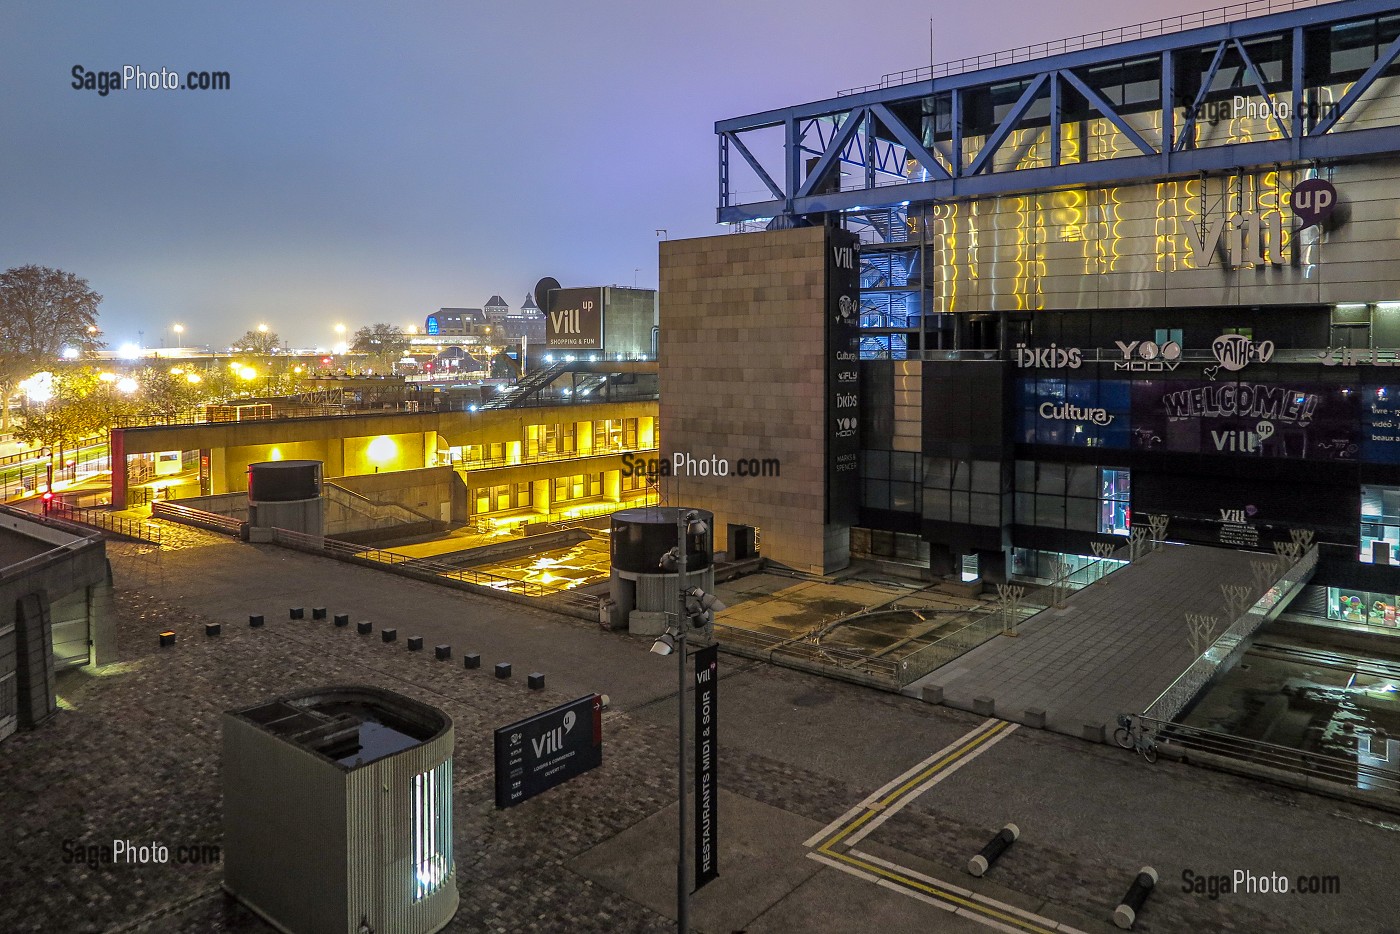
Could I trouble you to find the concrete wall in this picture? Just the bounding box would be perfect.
[659,227,837,574]
[333,466,467,525]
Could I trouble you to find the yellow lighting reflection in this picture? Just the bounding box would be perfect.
[367,435,396,464]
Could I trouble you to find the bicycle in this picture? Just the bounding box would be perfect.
[1113,713,1159,764]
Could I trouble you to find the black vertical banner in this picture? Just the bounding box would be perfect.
[694,642,718,889]
[826,226,861,525]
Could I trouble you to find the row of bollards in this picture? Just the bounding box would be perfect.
[156,606,548,691]
[964,823,1156,929]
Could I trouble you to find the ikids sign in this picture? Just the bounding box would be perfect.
[1182,178,1338,270]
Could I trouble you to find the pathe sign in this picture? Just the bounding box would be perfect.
[494,694,603,809]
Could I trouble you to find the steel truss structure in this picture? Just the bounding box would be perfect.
[716,0,1400,225]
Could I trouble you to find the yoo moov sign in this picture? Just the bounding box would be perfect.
[493,694,603,809]
[546,286,604,350]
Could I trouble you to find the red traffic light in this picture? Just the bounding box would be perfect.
[41,491,53,501]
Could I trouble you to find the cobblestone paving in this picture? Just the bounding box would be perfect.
[0,588,681,933]
[3,531,1396,933]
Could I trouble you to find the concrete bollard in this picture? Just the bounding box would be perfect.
[382,628,397,643]
[434,644,450,661]
[158,630,176,648]
[357,621,373,635]
[249,614,264,628]
[407,636,423,651]
[495,662,512,679]
[312,607,327,620]
[527,672,545,690]
[289,607,304,620]
[205,623,221,637]
[463,652,480,669]
[333,614,349,628]
[1114,867,1158,930]
[967,824,1018,877]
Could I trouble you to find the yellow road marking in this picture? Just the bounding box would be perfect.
[807,717,1067,934]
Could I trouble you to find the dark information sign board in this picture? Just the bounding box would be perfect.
[545,286,605,349]
[494,694,603,809]
[826,226,861,525]
[694,643,718,889]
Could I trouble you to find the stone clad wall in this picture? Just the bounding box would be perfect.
[659,228,842,574]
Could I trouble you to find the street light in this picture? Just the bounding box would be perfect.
[651,509,719,934]
[173,323,185,344]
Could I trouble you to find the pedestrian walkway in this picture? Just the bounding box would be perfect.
[908,544,1295,738]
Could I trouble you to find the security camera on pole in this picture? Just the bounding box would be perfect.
[652,510,725,932]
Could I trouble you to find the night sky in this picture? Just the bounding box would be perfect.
[3,0,1208,349]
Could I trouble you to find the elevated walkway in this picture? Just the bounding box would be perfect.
[909,542,1316,740]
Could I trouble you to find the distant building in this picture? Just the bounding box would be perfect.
[423,308,488,339]
[483,295,510,324]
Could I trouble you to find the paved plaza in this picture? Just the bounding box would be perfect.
[0,528,1395,933]
[911,544,1274,735]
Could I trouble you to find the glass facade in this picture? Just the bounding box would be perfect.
[1360,485,1400,564]
[412,759,452,901]
[1326,587,1400,629]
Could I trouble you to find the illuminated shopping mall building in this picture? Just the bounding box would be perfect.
[661,0,1400,630]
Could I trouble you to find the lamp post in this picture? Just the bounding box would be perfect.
[651,509,722,934]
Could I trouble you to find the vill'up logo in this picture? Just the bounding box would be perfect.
[531,710,577,758]
[1292,178,1338,229]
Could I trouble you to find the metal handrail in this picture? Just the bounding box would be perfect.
[871,347,1400,364]
[453,443,659,472]
[839,0,1330,95]
[1142,545,1317,722]
[714,622,903,680]
[268,526,601,609]
[151,501,245,536]
[1141,715,1400,794]
[45,501,162,545]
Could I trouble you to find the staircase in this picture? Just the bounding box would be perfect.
[478,361,571,410]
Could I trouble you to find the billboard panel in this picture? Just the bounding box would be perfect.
[546,287,604,349]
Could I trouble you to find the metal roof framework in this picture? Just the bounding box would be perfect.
[716,0,1400,224]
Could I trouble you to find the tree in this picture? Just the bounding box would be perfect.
[138,366,204,418]
[233,328,281,355]
[12,368,135,453]
[350,323,409,369]
[0,265,104,430]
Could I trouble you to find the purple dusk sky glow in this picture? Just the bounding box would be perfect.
[3,0,1210,349]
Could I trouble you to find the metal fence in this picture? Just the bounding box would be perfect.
[267,526,601,617]
[714,623,904,688]
[1142,715,1400,796]
[151,501,246,537]
[1142,546,1318,723]
[45,502,162,545]
[840,0,1330,94]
